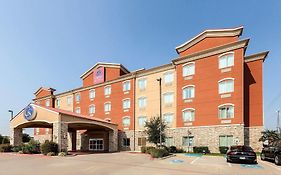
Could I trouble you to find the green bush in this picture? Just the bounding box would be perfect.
[47,152,55,156]
[40,141,58,155]
[0,135,10,144]
[12,145,23,152]
[0,144,12,152]
[150,148,169,158]
[219,146,229,154]
[145,146,156,154]
[18,151,24,154]
[176,148,185,153]
[193,146,210,154]
[168,146,177,153]
[141,146,147,153]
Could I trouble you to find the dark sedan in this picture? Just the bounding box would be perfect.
[226,145,257,164]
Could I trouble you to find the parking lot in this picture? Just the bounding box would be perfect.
[0,152,280,175]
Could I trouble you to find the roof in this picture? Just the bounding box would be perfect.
[33,104,117,126]
[175,26,244,54]
[34,87,56,95]
[244,51,269,63]
[80,62,130,79]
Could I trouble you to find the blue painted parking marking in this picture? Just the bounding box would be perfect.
[184,153,202,157]
[169,159,184,164]
[240,164,263,169]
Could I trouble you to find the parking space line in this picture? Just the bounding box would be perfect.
[190,157,200,164]
[259,161,281,171]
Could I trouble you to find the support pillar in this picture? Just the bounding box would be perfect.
[53,122,68,151]
[10,127,22,146]
[108,129,118,152]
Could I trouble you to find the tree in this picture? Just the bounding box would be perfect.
[259,129,281,143]
[22,133,31,143]
[0,134,10,144]
[144,116,167,146]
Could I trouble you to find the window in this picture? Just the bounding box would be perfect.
[138,79,147,90]
[123,81,131,91]
[75,93,80,102]
[75,107,81,114]
[123,99,131,109]
[56,99,60,108]
[219,135,233,147]
[182,109,195,122]
[123,138,130,147]
[67,96,72,106]
[89,105,95,114]
[219,104,234,119]
[182,136,194,146]
[219,53,234,69]
[182,86,195,99]
[165,137,174,147]
[36,128,39,134]
[219,79,234,94]
[104,102,111,112]
[89,89,95,99]
[45,99,50,107]
[137,137,146,146]
[46,128,49,134]
[163,113,174,125]
[164,72,174,84]
[122,117,130,127]
[138,97,147,109]
[104,86,111,96]
[183,63,195,77]
[138,116,147,127]
[163,92,174,105]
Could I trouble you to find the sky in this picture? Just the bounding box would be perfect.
[0,0,281,136]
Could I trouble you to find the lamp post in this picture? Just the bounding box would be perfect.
[277,110,280,134]
[8,110,13,120]
[157,78,162,147]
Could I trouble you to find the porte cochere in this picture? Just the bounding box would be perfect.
[10,104,118,152]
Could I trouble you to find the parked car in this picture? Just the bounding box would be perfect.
[261,139,281,165]
[226,145,257,164]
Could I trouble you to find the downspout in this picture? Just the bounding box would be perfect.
[133,73,136,151]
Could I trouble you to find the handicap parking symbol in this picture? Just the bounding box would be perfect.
[169,159,184,164]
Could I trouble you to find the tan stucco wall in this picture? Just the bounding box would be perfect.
[55,94,73,112]
[135,67,177,130]
[10,105,59,128]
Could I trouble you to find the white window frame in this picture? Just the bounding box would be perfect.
[138,97,147,109]
[75,107,81,114]
[75,93,80,102]
[163,92,174,105]
[163,71,174,85]
[56,99,60,108]
[182,62,195,77]
[104,102,111,112]
[218,78,234,94]
[138,116,147,127]
[89,89,96,99]
[45,99,50,107]
[138,78,147,90]
[123,81,131,92]
[182,108,195,122]
[104,85,111,96]
[122,116,130,127]
[89,105,95,115]
[182,85,195,99]
[219,52,234,69]
[163,113,174,125]
[218,103,235,119]
[122,98,131,109]
[67,96,72,106]
[219,135,234,147]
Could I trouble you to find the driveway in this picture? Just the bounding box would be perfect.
[0,152,280,175]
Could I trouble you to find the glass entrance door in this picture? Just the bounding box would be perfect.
[89,138,104,151]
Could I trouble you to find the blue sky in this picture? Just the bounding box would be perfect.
[0,0,280,135]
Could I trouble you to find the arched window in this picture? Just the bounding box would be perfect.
[104,102,111,112]
[182,85,195,99]
[122,117,130,127]
[218,78,234,94]
[123,98,131,109]
[218,104,234,119]
[182,108,195,122]
[89,105,95,115]
[219,52,234,69]
[182,62,195,77]
[89,89,95,99]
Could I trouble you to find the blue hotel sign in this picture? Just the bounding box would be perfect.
[24,105,37,121]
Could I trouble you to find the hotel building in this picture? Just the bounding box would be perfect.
[10,26,268,153]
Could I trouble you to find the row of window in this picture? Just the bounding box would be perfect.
[131,135,234,148]
[182,52,235,77]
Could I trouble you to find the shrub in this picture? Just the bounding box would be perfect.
[150,148,169,158]
[168,146,177,153]
[141,146,147,153]
[0,144,12,152]
[27,140,40,154]
[58,152,67,157]
[193,146,210,154]
[12,145,23,152]
[18,151,24,154]
[145,146,156,154]
[219,146,229,154]
[47,152,55,156]
[40,141,58,155]
[176,148,185,153]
